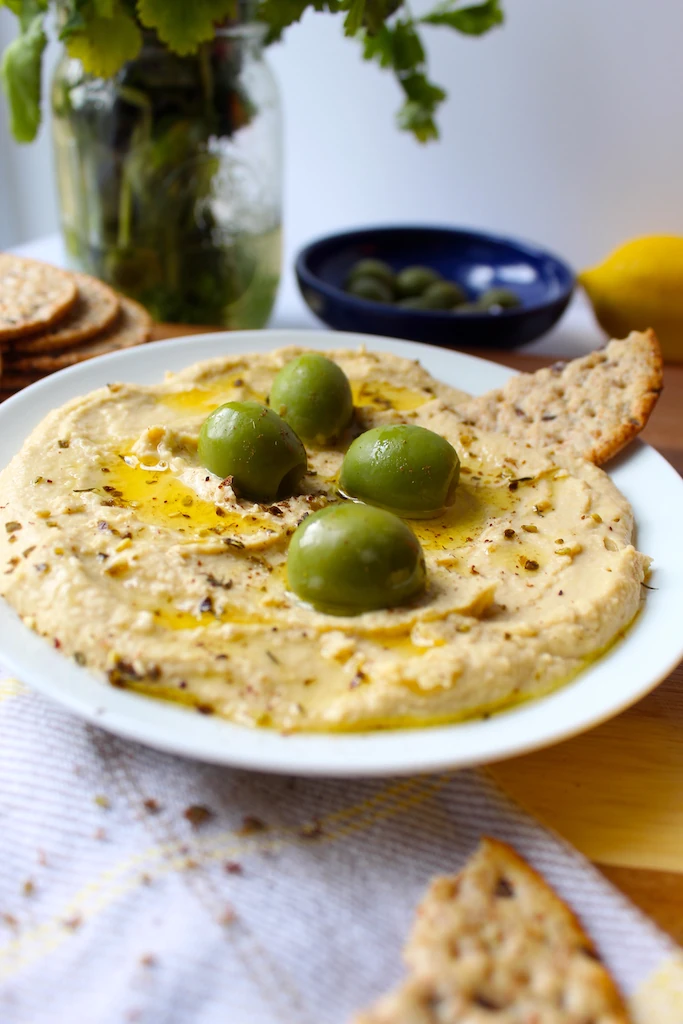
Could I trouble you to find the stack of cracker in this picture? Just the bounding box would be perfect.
[0,255,152,401]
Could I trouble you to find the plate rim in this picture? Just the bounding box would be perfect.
[0,327,681,777]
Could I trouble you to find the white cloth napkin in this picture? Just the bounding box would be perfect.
[0,670,680,1024]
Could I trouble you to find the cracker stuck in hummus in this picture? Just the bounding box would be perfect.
[453,329,662,465]
[0,345,653,731]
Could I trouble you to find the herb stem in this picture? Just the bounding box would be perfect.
[114,86,153,250]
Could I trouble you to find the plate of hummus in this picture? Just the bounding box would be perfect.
[0,329,681,776]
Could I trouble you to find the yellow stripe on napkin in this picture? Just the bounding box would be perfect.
[631,953,683,1023]
[0,677,27,702]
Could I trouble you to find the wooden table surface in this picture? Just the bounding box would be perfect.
[6,324,683,946]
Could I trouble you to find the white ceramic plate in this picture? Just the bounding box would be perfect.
[1,329,682,777]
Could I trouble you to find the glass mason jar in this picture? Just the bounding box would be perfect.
[51,20,282,328]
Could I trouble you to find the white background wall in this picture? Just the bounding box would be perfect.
[2,0,683,271]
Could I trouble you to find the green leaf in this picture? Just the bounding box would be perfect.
[362,24,393,67]
[258,0,318,44]
[360,17,445,144]
[389,19,424,72]
[56,0,86,40]
[362,19,424,73]
[362,0,401,36]
[1,0,47,30]
[58,0,115,40]
[137,0,238,55]
[0,12,46,142]
[397,72,445,143]
[397,99,438,142]
[58,10,87,41]
[343,0,365,36]
[400,71,446,106]
[257,0,399,44]
[66,4,142,77]
[421,0,503,36]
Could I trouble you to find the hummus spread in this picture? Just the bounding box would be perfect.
[0,346,649,731]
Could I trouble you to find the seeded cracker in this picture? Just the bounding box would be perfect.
[6,296,152,374]
[354,838,630,1024]
[0,255,78,341]
[452,330,663,466]
[9,273,120,353]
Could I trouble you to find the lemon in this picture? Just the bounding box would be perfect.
[579,235,683,361]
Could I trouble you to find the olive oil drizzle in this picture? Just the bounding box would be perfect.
[101,458,269,538]
[160,373,265,415]
[350,380,430,413]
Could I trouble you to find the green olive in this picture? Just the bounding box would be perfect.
[346,276,394,304]
[422,281,468,309]
[395,265,442,298]
[452,301,488,314]
[346,258,395,290]
[396,295,432,310]
[269,353,353,445]
[198,401,307,502]
[478,287,522,310]
[287,503,426,615]
[339,424,460,519]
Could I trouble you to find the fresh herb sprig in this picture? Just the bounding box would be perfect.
[1,0,502,144]
[261,1,503,141]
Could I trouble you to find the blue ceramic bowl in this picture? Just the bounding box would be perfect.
[295,225,574,349]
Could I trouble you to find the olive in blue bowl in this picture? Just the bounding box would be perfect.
[295,225,574,349]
